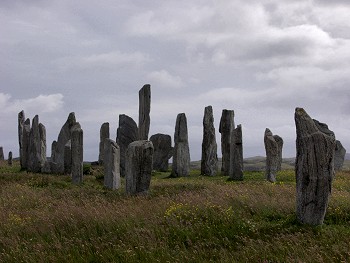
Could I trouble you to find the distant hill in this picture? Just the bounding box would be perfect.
[190,156,295,172]
[190,156,350,172]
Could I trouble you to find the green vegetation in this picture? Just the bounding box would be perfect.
[1,161,350,262]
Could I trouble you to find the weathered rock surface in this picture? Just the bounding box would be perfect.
[219,109,235,175]
[150,133,173,172]
[71,124,83,184]
[28,116,46,173]
[0,147,3,161]
[64,140,72,174]
[99,122,110,165]
[8,151,12,166]
[171,113,190,177]
[274,135,284,172]
[295,108,335,225]
[264,128,282,182]
[201,106,218,176]
[52,112,77,174]
[335,140,346,171]
[229,124,243,180]
[22,118,31,169]
[104,139,120,190]
[125,140,153,195]
[138,84,151,140]
[18,110,25,168]
[116,114,138,177]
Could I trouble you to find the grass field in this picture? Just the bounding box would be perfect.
[1,161,350,262]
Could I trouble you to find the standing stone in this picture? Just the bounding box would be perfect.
[264,128,280,182]
[274,135,284,172]
[295,108,335,225]
[18,110,25,168]
[116,114,138,177]
[125,140,153,195]
[52,112,77,174]
[335,140,346,171]
[8,151,13,166]
[201,106,218,176]
[64,140,72,174]
[99,122,110,165]
[229,124,243,180]
[39,123,47,167]
[22,118,31,169]
[219,109,235,175]
[150,133,173,172]
[0,147,4,161]
[171,113,190,177]
[71,124,83,184]
[28,116,46,172]
[138,84,151,140]
[104,139,120,190]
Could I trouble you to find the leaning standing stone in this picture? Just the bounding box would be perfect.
[99,122,110,165]
[229,124,243,180]
[8,151,12,166]
[71,124,83,184]
[138,84,151,140]
[171,113,190,177]
[116,114,138,177]
[219,109,235,175]
[201,106,218,176]
[104,139,120,190]
[125,140,153,195]
[334,140,346,171]
[295,108,335,225]
[150,133,173,172]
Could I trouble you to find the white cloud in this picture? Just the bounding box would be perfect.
[147,70,185,89]
[54,51,151,71]
[0,93,64,114]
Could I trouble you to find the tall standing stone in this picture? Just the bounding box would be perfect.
[138,84,151,140]
[150,133,173,172]
[116,114,138,177]
[8,151,13,166]
[274,135,284,172]
[295,108,335,225]
[28,115,46,173]
[171,113,190,177]
[71,124,83,184]
[125,140,153,195]
[52,112,77,174]
[99,122,110,165]
[264,128,280,182]
[0,147,4,161]
[201,106,218,176]
[18,110,25,168]
[39,123,47,167]
[334,140,346,171]
[219,109,235,175]
[229,124,243,180]
[104,139,120,190]
[22,118,31,169]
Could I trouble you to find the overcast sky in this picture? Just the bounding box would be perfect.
[1,0,350,161]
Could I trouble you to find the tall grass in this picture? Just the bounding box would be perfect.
[0,161,350,262]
